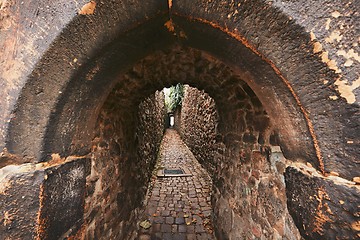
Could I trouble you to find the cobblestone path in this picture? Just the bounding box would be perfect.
[136,129,216,240]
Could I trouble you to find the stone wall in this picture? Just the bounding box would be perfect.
[81,90,165,239]
[176,85,218,172]
[285,164,360,239]
[0,1,359,237]
[177,85,302,239]
[0,156,91,240]
[137,91,167,176]
[173,107,182,130]
[0,80,166,239]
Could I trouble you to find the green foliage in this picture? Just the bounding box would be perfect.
[165,83,184,113]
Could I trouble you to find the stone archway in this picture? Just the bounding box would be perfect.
[0,1,359,239]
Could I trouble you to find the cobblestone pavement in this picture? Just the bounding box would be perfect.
[136,129,216,240]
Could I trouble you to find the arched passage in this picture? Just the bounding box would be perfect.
[0,1,359,239]
[5,1,359,179]
[6,19,318,170]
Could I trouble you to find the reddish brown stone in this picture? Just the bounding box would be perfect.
[252,226,262,238]
[252,170,260,180]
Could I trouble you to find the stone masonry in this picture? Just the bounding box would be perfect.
[137,129,215,240]
[81,91,166,240]
[0,1,359,239]
[177,86,302,239]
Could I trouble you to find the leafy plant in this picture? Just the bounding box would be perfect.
[164,83,184,113]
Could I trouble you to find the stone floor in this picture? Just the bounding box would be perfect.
[136,129,216,240]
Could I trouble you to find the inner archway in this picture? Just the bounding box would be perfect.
[36,43,308,239]
[86,63,302,239]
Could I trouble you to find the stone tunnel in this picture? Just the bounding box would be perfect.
[0,0,359,239]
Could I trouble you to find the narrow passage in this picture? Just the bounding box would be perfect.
[137,129,216,240]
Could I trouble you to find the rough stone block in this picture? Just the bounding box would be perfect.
[285,166,360,239]
[38,158,90,239]
[0,168,44,239]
